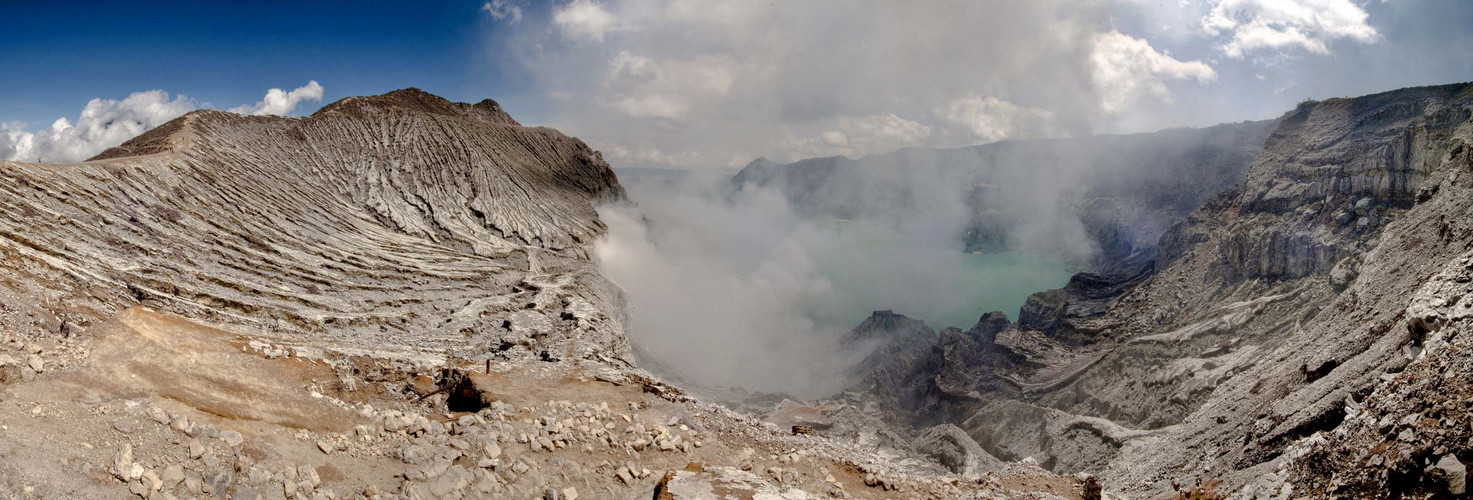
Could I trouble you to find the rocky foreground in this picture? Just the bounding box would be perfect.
[0,90,1091,499]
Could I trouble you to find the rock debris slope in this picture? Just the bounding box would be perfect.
[0,89,1086,499]
[850,82,1473,498]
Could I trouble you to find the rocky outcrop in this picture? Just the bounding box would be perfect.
[915,424,1004,476]
[1018,289,1068,333]
[853,82,1473,498]
[1016,259,1154,345]
[844,311,938,417]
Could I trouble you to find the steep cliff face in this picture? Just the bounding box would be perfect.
[852,82,1473,498]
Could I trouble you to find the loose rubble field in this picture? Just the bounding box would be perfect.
[0,307,1090,499]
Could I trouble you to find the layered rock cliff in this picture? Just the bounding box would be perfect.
[0,88,629,363]
[852,82,1473,498]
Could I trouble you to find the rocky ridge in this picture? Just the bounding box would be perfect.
[848,82,1473,498]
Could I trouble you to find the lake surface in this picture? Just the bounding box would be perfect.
[804,221,1075,332]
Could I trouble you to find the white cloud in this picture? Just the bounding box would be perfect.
[1202,0,1379,57]
[228,81,325,116]
[553,0,618,41]
[501,0,1390,168]
[482,0,523,23]
[1,122,30,162]
[782,114,933,160]
[603,51,737,120]
[1090,30,1217,113]
[3,82,328,163]
[1,90,197,163]
[935,95,1056,143]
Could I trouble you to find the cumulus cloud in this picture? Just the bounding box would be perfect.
[1090,30,1217,113]
[482,0,523,23]
[499,1,1246,169]
[782,114,933,159]
[229,81,325,116]
[936,95,1057,143]
[492,0,1416,169]
[4,81,327,163]
[1202,0,1379,57]
[604,51,737,119]
[1,122,30,161]
[553,0,618,41]
[0,90,197,163]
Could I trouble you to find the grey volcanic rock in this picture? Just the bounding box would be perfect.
[1282,250,1473,498]
[1018,289,1068,333]
[0,88,630,363]
[1017,261,1154,345]
[915,424,1004,476]
[845,310,937,415]
[969,311,1011,344]
[0,88,1096,500]
[852,82,1473,498]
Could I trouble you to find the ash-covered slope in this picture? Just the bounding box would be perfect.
[852,82,1473,498]
[0,88,630,361]
[0,89,1092,499]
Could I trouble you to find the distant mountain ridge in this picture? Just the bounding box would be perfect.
[731,120,1276,273]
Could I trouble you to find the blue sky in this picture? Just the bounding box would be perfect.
[0,1,533,126]
[2,1,1472,167]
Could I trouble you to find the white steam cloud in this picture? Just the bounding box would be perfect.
[229,81,325,116]
[594,159,1086,398]
[595,184,862,397]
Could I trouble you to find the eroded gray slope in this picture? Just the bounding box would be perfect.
[0,88,1105,500]
[0,88,629,362]
[849,82,1473,498]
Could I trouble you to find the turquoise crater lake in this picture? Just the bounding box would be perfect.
[803,221,1076,332]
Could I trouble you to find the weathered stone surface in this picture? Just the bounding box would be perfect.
[850,82,1473,498]
[652,466,809,500]
[0,87,631,366]
[915,424,1003,476]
